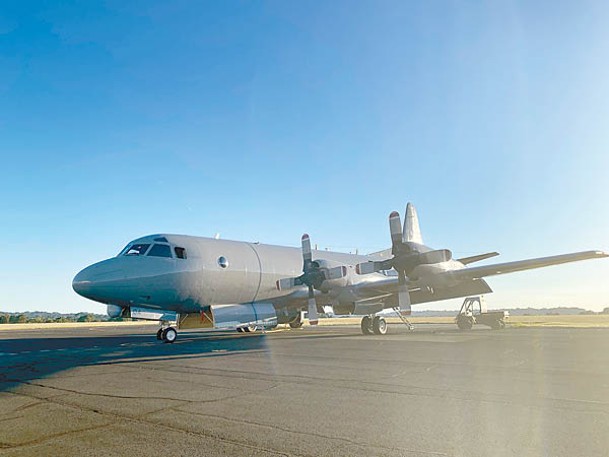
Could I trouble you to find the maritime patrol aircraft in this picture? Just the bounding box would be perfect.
[72,203,607,342]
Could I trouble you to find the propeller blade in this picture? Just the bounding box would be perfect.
[301,234,312,264]
[307,286,318,325]
[398,271,412,316]
[326,265,347,280]
[276,277,297,291]
[355,261,383,275]
[389,211,403,254]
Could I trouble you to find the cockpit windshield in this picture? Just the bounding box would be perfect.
[147,243,173,258]
[123,243,151,256]
[116,238,188,259]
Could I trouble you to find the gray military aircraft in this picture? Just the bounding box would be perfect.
[73,203,607,342]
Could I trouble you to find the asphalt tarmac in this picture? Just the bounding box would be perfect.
[1,323,608,457]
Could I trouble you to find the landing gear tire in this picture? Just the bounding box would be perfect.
[243,326,257,333]
[361,316,373,335]
[156,328,163,340]
[490,320,503,330]
[162,327,178,343]
[457,316,474,330]
[372,316,388,335]
[237,327,244,333]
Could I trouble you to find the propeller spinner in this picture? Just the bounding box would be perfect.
[276,234,347,325]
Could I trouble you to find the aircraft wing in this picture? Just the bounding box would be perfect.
[445,250,608,281]
[347,250,606,306]
[350,276,494,305]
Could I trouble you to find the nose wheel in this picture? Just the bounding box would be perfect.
[157,326,178,343]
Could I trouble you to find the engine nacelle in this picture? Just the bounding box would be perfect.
[315,259,350,291]
[211,303,278,329]
[418,249,452,264]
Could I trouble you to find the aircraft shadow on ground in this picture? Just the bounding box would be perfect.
[0,331,269,393]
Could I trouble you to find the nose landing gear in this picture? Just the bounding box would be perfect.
[157,325,178,343]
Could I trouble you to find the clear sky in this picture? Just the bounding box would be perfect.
[2,0,609,313]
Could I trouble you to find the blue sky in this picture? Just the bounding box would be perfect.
[1,0,609,313]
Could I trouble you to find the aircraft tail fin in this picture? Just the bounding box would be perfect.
[403,202,423,244]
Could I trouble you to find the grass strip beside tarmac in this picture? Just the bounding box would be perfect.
[318,315,609,328]
[2,314,609,331]
[0,320,158,331]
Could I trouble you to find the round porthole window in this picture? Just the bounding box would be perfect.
[217,256,229,268]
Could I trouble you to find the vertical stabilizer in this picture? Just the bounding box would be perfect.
[403,203,423,244]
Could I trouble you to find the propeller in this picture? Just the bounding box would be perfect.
[276,234,347,325]
[355,206,452,315]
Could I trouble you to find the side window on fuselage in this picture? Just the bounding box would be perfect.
[147,244,173,258]
[174,247,187,259]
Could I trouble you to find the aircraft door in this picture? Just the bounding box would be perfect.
[204,240,262,304]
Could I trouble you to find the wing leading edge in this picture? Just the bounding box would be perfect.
[446,250,608,281]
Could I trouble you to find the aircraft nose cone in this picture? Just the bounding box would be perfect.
[72,266,94,297]
[72,259,123,299]
[72,258,135,305]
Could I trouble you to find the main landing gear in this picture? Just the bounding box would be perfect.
[360,315,388,335]
[157,325,178,343]
[360,311,415,335]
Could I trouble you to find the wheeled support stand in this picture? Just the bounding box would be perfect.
[393,307,415,331]
[456,296,508,330]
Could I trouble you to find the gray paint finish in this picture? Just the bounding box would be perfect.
[72,213,607,324]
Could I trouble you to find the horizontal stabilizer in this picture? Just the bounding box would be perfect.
[457,252,500,265]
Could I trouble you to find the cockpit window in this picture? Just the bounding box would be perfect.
[147,243,173,258]
[124,244,151,256]
[154,237,168,242]
[174,247,187,259]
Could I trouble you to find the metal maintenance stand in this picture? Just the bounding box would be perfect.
[393,307,415,331]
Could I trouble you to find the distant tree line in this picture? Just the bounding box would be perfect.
[0,312,109,324]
